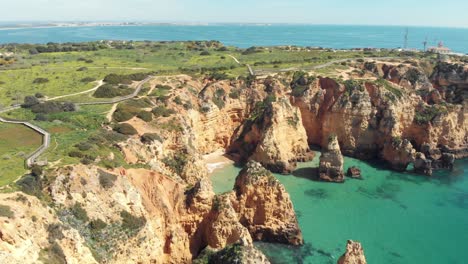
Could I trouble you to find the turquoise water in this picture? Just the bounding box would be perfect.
[1,25,468,53]
[210,155,468,264]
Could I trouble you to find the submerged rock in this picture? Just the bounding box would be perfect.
[319,134,345,182]
[346,166,362,179]
[338,240,367,264]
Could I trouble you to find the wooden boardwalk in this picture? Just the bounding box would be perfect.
[0,76,152,168]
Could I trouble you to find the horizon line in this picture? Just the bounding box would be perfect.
[0,21,467,30]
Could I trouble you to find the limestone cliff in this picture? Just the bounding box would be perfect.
[230,99,312,173]
[337,240,367,264]
[319,134,345,182]
[233,161,303,245]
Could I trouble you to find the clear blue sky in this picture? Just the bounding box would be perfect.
[2,0,468,28]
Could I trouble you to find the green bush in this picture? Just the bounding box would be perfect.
[69,151,84,158]
[141,133,163,144]
[75,142,93,151]
[31,101,76,114]
[200,50,211,56]
[212,97,225,109]
[162,152,188,176]
[120,210,146,232]
[414,105,447,125]
[89,219,107,231]
[22,95,40,108]
[71,203,89,222]
[152,106,175,117]
[93,84,133,98]
[98,170,117,189]
[33,77,49,84]
[0,205,14,218]
[137,111,153,122]
[80,77,96,83]
[113,123,138,135]
[17,174,42,197]
[229,89,240,99]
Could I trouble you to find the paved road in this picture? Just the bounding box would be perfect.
[0,76,153,168]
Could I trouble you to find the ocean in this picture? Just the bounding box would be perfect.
[0,24,468,53]
[211,156,468,264]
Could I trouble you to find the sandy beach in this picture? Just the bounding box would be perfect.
[203,149,235,174]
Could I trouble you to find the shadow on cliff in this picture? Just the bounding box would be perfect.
[292,167,321,181]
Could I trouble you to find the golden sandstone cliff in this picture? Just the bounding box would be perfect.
[2,58,468,263]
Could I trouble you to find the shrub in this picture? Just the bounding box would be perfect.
[152,106,175,117]
[31,101,76,114]
[17,174,42,197]
[98,170,117,189]
[75,142,93,151]
[31,165,43,177]
[22,95,40,108]
[93,84,133,98]
[113,104,140,122]
[0,205,14,218]
[141,133,163,144]
[200,50,211,56]
[120,210,146,232]
[162,152,188,176]
[80,77,96,83]
[68,151,84,158]
[137,111,153,122]
[77,67,88,71]
[113,123,138,135]
[173,96,183,105]
[71,203,89,222]
[35,93,45,98]
[229,89,240,99]
[89,219,107,231]
[414,105,447,125]
[33,77,49,84]
[212,97,225,109]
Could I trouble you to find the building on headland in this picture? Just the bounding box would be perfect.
[428,42,451,54]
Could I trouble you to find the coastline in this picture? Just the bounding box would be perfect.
[203,149,235,174]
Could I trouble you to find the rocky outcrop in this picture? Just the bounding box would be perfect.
[413,152,433,176]
[346,166,362,179]
[230,99,312,174]
[337,240,367,264]
[207,243,271,264]
[233,161,303,245]
[0,193,96,264]
[382,138,416,171]
[319,135,345,182]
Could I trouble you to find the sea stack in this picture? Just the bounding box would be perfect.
[338,240,367,264]
[319,134,345,182]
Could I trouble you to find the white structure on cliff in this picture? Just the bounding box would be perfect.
[428,41,451,54]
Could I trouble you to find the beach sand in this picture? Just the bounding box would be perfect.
[203,149,235,174]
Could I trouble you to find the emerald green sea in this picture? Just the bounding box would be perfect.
[210,154,468,264]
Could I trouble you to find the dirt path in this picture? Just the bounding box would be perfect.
[107,103,118,122]
[47,80,103,101]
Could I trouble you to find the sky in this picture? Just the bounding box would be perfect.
[1,0,468,28]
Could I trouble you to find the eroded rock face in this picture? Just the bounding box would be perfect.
[382,138,416,171]
[230,99,312,174]
[337,240,367,264]
[205,242,271,264]
[319,135,345,182]
[233,161,303,245]
[0,193,97,264]
[414,152,433,176]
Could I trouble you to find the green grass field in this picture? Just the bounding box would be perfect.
[0,122,42,185]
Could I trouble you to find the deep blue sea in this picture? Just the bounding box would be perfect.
[1,24,468,53]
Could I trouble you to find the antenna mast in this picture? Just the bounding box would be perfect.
[404,28,409,49]
[423,37,428,52]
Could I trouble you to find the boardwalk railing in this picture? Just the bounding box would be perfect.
[0,75,153,168]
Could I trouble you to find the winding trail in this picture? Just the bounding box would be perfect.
[229,54,255,76]
[0,76,153,169]
[46,80,103,101]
